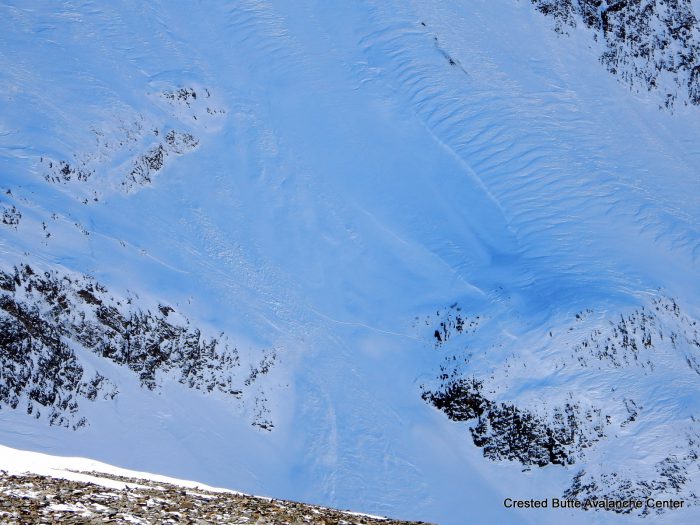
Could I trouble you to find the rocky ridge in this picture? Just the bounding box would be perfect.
[0,470,430,525]
[530,0,700,108]
[0,263,275,430]
[420,296,700,514]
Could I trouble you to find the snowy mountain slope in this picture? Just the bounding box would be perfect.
[421,295,700,512]
[0,263,272,429]
[0,443,244,493]
[1,1,700,524]
[531,0,700,109]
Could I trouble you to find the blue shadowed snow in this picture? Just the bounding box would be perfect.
[1,1,700,524]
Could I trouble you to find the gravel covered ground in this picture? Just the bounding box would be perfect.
[0,470,432,525]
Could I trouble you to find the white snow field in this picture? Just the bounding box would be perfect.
[1,1,700,524]
[0,443,242,495]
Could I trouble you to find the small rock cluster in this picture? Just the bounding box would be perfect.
[1,203,22,228]
[124,129,199,191]
[0,470,431,525]
[38,85,225,198]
